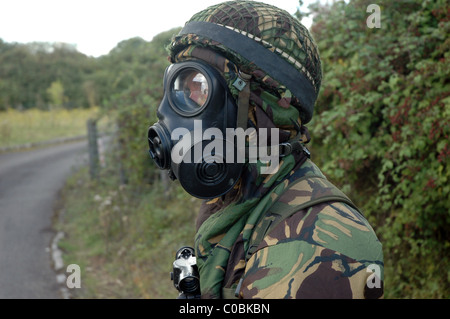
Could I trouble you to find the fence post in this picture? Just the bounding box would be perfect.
[87,119,99,179]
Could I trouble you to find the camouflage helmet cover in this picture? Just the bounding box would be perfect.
[170,0,322,124]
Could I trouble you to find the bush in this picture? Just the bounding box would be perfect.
[308,0,449,298]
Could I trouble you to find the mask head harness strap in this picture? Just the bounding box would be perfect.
[232,71,252,130]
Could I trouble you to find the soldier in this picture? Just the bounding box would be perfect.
[148,0,384,299]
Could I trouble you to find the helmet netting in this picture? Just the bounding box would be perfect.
[187,0,322,93]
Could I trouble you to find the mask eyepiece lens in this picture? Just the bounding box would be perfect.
[171,69,209,115]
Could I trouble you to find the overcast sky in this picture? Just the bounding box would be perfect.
[0,0,324,57]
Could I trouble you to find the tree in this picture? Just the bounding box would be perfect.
[0,40,97,109]
[46,80,67,109]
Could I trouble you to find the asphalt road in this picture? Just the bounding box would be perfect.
[0,140,88,299]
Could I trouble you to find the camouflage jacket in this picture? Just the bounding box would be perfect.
[216,160,384,299]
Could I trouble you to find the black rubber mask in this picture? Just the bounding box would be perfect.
[148,60,244,199]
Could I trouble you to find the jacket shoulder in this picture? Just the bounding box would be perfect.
[240,202,384,299]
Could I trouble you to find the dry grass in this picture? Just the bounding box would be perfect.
[0,107,104,149]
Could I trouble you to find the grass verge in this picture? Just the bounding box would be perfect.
[55,164,201,299]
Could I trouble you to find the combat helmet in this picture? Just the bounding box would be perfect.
[169,0,322,124]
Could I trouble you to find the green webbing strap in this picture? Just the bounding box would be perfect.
[234,72,252,130]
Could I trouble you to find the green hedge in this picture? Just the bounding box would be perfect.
[308,0,449,298]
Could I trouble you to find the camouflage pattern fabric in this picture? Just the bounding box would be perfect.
[169,0,322,125]
[194,158,308,299]
[238,160,384,299]
[171,45,274,300]
[214,160,384,299]
[166,1,384,299]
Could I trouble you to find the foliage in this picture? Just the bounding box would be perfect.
[0,40,97,110]
[100,29,179,186]
[307,0,449,298]
[46,80,67,108]
[57,163,200,298]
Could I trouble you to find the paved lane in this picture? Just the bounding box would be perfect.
[0,141,87,298]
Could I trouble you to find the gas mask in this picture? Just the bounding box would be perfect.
[148,60,248,199]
